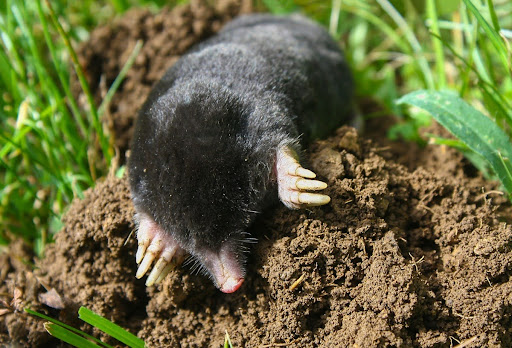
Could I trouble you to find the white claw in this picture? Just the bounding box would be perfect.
[146,258,168,286]
[295,166,316,178]
[155,263,175,284]
[145,248,176,286]
[296,192,331,206]
[295,178,327,191]
[136,251,157,279]
[136,239,150,264]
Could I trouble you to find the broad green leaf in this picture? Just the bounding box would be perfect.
[397,90,512,197]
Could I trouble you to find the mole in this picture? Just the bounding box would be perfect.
[128,13,354,293]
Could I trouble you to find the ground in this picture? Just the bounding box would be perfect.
[1,1,511,347]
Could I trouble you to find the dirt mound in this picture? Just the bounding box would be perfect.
[1,1,512,347]
[3,126,511,347]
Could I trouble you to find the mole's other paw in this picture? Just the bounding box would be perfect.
[135,213,186,286]
[276,146,330,210]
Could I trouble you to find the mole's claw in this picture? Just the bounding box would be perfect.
[136,239,149,264]
[293,192,331,206]
[136,251,157,279]
[155,263,174,284]
[136,220,153,264]
[137,235,164,278]
[146,257,168,286]
[145,248,177,286]
[293,166,316,178]
[134,213,187,285]
[276,146,330,209]
[295,178,327,191]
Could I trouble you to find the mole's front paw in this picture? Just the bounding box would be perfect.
[135,213,186,286]
[276,146,330,210]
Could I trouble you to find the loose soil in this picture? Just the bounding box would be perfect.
[1,1,511,347]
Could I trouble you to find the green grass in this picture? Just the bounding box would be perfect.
[26,306,145,348]
[0,0,151,254]
[1,0,102,253]
[1,0,511,253]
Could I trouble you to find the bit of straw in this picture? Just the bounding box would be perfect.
[453,336,478,348]
[288,274,305,291]
[259,339,299,347]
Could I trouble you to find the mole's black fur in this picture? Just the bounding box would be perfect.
[129,14,353,285]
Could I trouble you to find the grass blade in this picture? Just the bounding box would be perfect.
[25,308,114,348]
[261,0,297,14]
[35,0,87,137]
[486,0,501,34]
[342,1,410,54]
[43,0,112,164]
[329,0,341,37]
[224,330,233,348]
[78,307,145,348]
[462,0,510,72]
[98,40,143,116]
[430,31,512,121]
[426,135,470,151]
[376,0,435,89]
[397,89,512,197]
[44,323,102,348]
[426,0,446,89]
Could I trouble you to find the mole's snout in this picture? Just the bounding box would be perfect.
[198,243,246,293]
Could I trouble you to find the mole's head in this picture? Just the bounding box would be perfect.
[129,85,266,293]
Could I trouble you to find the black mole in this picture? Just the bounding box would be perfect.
[128,13,353,293]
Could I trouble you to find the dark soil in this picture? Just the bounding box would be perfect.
[1,1,512,347]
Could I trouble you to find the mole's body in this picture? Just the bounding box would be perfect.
[128,14,353,293]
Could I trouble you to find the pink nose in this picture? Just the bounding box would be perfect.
[220,277,244,293]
